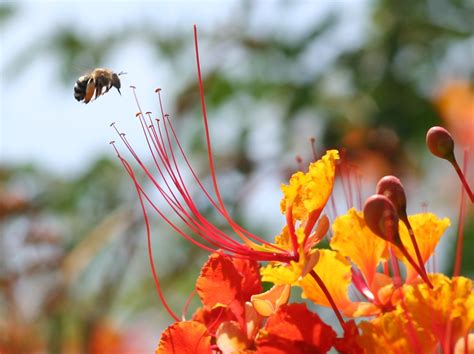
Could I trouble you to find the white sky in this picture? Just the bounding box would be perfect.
[0,0,369,176]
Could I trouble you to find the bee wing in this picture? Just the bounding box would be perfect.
[84,78,96,104]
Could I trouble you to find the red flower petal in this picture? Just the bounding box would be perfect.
[192,306,236,336]
[156,321,211,354]
[334,320,363,354]
[232,257,263,301]
[255,303,336,354]
[196,253,245,321]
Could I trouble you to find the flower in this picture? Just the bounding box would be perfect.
[358,274,474,353]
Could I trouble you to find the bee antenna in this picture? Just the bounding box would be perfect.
[118,71,127,76]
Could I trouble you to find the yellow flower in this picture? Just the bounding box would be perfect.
[260,150,339,284]
[358,274,474,353]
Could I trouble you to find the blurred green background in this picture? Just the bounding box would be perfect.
[1,0,473,353]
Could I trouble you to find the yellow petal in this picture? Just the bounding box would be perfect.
[280,150,339,221]
[397,213,450,283]
[401,274,473,346]
[298,249,379,317]
[331,208,388,286]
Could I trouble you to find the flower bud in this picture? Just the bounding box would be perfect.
[363,194,400,246]
[426,126,455,162]
[376,175,408,221]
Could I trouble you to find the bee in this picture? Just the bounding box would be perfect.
[74,68,125,103]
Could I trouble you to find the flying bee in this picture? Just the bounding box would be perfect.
[74,68,126,104]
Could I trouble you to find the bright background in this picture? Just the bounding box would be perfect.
[1,0,472,352]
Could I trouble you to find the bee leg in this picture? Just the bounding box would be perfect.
[84,79,95,104]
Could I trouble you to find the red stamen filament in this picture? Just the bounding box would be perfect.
[285,206,299,259]
[401,217,430,283]
[181,288,197,321]
[453,149,469,276]
[309,269,345,329]
[451,156,474,203]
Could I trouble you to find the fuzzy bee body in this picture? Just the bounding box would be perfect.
[74,68,123,103]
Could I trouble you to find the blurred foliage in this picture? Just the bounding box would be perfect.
[0,160,206,353]
[1,0,473,352]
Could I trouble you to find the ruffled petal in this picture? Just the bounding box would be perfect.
[331,208,388,286]
[232,258,263,301]
[280,150,339,221]
[196,253,245,321]
[156,321,211,354]
[401,274,473,349]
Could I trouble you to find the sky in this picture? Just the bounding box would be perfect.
[0,0,369,176]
